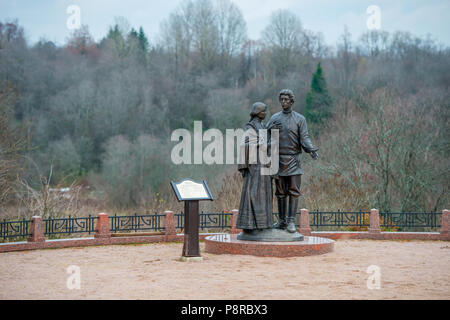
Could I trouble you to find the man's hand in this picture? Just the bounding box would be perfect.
[268,120,282,130]
[311,150,319,160]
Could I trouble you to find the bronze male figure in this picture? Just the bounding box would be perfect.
[267,89,319,233]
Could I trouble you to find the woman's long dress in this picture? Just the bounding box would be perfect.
[236,119,273,230]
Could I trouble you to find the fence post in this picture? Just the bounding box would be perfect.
[441,209,449,240]
[368,208,381,235]
[27,216,45,243]
[164,211,176,241]
[230,209,241,234]
[94,213,110,239]
[299,208,311,236]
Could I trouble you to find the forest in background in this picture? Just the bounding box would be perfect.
[0,0,449,218]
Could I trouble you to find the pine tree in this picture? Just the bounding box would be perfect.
[129,28,138,39]
[138,27,149,52]
[107,25,122,40]
[305,62,332,123]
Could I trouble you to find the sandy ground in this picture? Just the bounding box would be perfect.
[0,240,449,300]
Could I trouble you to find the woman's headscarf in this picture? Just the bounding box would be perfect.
[250,102,267,118]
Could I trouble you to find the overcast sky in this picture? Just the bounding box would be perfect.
[1,0,449,47]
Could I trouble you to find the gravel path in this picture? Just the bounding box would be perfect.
[0,240,449,299]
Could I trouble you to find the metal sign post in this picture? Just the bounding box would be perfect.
[170,179,214,261]
[183,200,200,257]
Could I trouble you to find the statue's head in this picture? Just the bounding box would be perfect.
[279,89,295,110]
[250,102,267,120]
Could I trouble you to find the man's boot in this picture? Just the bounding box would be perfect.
[273,197,287,229]
[286,197,299,233]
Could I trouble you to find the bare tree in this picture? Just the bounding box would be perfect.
[262,9,303,50]
[261,9,305,75]
[191,0,219,70]
[66,25,98,58]
[336,26,356,92]
[160,2,195,75]
[215,0,247,68]
[315,88,449,211]
[358,30,389,58]
[0,82,26,204]
[15,160,82,218]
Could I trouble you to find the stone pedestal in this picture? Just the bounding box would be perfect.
[179,256,203,262]
[164,210,176,241]
[27,216,45,243]
[230,209,242,234]
[368,208,381,234]
[205,234,334,257]
[299,208,312,236]
[94,213,110,239]
[441,209,449,240]
[237,228,304,242]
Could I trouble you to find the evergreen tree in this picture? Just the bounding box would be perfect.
[129,28,138,39]
[138,27,149,52]
[107,25,122,40]
[305,62,332,123]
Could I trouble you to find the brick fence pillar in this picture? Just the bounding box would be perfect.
[164,210,176,241]
[368,208,381,234]
[298,208,311,236]
[94,213,110,239]
[441,209,449,240]
[230,209,242,234]
[27,216,45,243]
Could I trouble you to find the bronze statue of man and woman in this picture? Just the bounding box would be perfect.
[237,89,319,241]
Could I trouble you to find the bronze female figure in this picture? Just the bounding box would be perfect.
[237,102,274,233]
